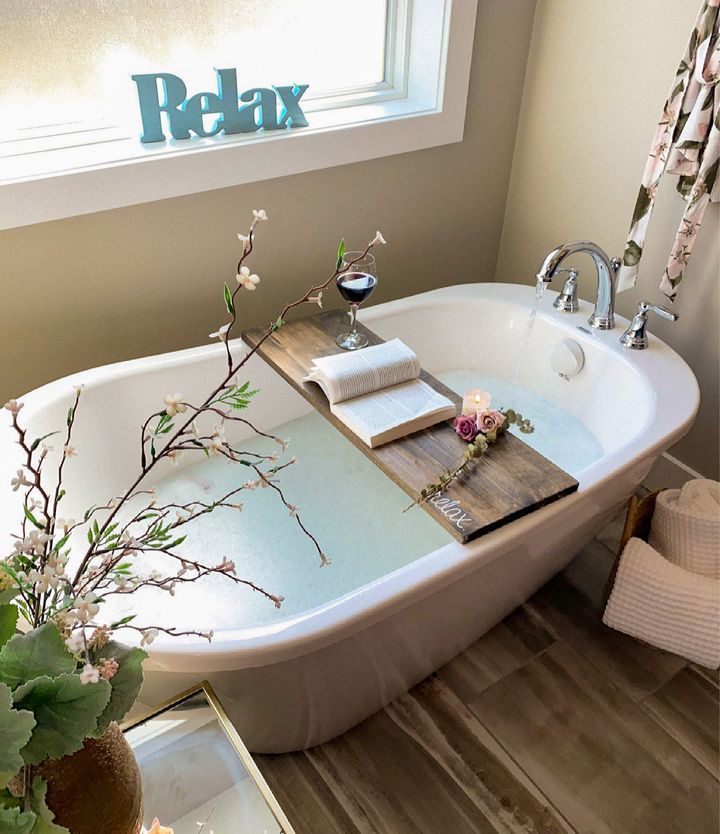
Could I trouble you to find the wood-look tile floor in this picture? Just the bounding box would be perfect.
[256,509,720,834]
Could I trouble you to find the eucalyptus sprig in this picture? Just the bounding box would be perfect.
[408,406,534,509]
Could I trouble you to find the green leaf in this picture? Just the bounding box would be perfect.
[13,674,111,765]
[0,805,36,834]
[0,607,18,649]
[272,316,283,332]
[0,623,75,691]
[0,682,35,773]
[629,184,652,228]
[623,239,643,267]
[29,433,60,453]
[223,283,235,316]
[49,534,69,554]
[22,508,43,531]
[28,778,69,834]
[90,644,147,736]
[65,408,73,427]
[336,237,345,270]
[108,615,136,628]
[0,589,19,607]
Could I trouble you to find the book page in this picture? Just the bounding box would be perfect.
[333,378,454,437]
[306,339,420,404]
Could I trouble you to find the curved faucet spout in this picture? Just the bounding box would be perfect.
[536,240,620,330]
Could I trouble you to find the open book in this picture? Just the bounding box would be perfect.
[305,339,458,447]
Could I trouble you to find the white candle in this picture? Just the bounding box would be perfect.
[462,389,491,416]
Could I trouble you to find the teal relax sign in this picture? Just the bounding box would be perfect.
[132,68,309,143]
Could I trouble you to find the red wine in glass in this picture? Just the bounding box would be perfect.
[336,271,378,304]
[335,252,379,350]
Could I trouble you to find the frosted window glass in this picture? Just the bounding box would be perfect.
[1,1,388,131]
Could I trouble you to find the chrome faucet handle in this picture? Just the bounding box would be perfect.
[552,268,579,313]
[620,300,679,350]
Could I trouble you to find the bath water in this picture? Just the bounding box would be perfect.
[105,369,602,633]
[438,369,603,474]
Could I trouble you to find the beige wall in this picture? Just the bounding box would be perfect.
[0,0,536,401]
[496,0,720,479]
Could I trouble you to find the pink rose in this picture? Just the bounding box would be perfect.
[453,414,479,442]
[477,410,505,434]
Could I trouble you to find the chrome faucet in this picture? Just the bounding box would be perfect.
[620,300,679,349]
[536,241,621,330]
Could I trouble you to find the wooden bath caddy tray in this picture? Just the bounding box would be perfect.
[242,310,578,544]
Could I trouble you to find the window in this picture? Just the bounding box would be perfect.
[0,1,477,229]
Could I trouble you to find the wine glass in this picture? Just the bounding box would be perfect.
[335,251,378,350]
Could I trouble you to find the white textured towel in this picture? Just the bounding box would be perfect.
[603,537,720,668]
[649,480,720,579]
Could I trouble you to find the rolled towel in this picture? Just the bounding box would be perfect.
[603,537,720,669]
[649,479,720,579]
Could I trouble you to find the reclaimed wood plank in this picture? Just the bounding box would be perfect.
[243,309,578,543]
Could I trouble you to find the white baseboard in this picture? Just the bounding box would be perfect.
[643,452,704,491]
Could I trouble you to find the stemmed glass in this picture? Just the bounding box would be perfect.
[335,251,378,350]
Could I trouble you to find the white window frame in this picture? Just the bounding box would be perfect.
[0,0,477,230]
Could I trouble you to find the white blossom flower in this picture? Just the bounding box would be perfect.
[237,232,251,252]
[308,292,323,308]
[120,532,142,551]
[209,323,231,341]
[207,424,226,455]
[141,628,159,647]
[54,608,78,629]
[55,518,75,534]
[74,592,100,623]
[288,504,299,517]
[63,444,78,458]
[80,663,100,685]
[166,449,184,466]
[23,530,50,556]
[46,552,68,578]
[245,479,260,491]
[65,631,85,655]
[11,469,33,492]
[201,630,214,642]
[371,230,387,246]
[216,558,236,574]
[73,384,85,395]
[4,399,23,415]
[252,209,268,223]
[164,394,187,417]
[236,266,260,291]
[28,566,60,594]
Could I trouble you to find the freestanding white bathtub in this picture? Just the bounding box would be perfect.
[0,283,699,752]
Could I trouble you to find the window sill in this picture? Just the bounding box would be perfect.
[0,1,476,230]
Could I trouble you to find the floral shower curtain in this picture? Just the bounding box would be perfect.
[617,0,719,299]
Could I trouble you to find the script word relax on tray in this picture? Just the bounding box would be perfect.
[132,69,309,143]
[428,494,473,530]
